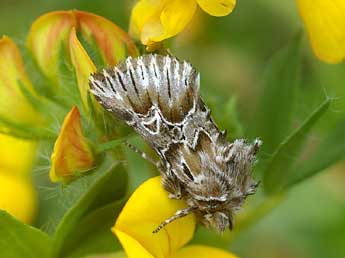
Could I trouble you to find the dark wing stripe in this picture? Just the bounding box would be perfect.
[90,54,200,122]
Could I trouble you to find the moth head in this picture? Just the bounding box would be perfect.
[201,211,233,233]
[187,188,233,233]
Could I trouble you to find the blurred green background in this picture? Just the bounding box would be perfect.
[1,1,344,258]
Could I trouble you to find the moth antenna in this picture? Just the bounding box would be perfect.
[153,206,196,234]
[250,138,262,155]
[123,141,159,167]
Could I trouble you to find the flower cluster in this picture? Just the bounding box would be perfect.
[0,10,139,223]
[0,4,238,257]
[0,0,344,258]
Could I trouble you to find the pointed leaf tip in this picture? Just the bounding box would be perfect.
[263,98,331,194]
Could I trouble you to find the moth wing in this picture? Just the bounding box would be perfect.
[89,54,200,124]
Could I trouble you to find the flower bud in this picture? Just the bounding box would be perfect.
[49,106,95,182]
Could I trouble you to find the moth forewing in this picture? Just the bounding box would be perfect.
[90,54,261,233]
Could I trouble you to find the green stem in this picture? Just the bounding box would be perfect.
[95,139,125,154]
[95,135,138,154]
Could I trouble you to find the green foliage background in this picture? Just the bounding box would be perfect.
[1,1,345,258]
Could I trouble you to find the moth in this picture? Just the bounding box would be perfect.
[89,54,261,233]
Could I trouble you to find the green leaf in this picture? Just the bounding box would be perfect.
[17,79,68,131]
[125,137,158,192]
[263,98,331,194]
[96,139,127,154]
[78,32,106,69]
[0,211,52,258]
[0,115,55,140]
[287,119,345,187]
[250,34,302,153]
[203,95,244,140]
[223,97,244,139]
[62,202,124,258]
[95,134,138,154]
[17,42,55,98]
[17,80,44,113]
[35,156,122,234]
[52,45,82,109]
[48,155,127,258]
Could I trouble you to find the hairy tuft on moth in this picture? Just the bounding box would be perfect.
[90,54,262,233]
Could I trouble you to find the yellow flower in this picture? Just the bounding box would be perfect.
[297,0,345,64]
[113,177,238,258]
[130,0,236,46]
[0,134,36,177]
[0,134,37,224]
[0,173,37,224]
[50,106,95,183]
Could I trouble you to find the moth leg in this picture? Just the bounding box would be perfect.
[161,171,183,199]
[123,141,159,167]
[153,206,196,233]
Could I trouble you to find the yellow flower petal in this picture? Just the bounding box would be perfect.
[0,36,41,125]
[114,230,154,258]
[129,0,162,42]
[27,10,139,83]
[297,0,345,64]
[171,245,238,258]
[0,173,37,224]
[49,106,95,183]
[130,0,197,46]
[158,0,197,41]
[0,134,36,177]
[197,0,236,16]
[69,27,97,111]
[113,176,196,258]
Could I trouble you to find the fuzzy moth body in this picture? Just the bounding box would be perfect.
[90,54,261,233]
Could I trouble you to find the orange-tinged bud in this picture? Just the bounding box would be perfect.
[49,106,95,182]
[0,36,41,125]
[27,11,75,83]
[27,10,139,83]
[74,11,139,66]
